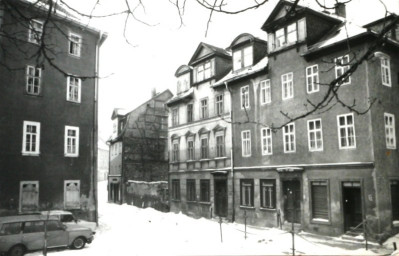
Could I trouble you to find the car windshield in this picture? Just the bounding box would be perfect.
[60,214,75,222]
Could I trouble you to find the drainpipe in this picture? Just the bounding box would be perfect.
[224,81,235,222]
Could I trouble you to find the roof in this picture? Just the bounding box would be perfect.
[111,108,129,120]
[166,87,194,106]
[188,42,231,66]
[213,56,268,87]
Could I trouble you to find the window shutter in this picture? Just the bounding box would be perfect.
[298,18,306,41]
[312,182,328,219]
[267,33,275,52]
[193,67,197,83]
[210,58,215,77]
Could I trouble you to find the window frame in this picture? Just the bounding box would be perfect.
[200,136,209,159]
[306,64,319,94]
[187,137,195,160]
[310,180,330,223]
[260,79,271,105]
[215,134,225,158]
[337,113,356,149]
[172,139,180,162]
[172,108,179,126]
[241,130,251,157]
[283,123,296,153]
[215,94,224,116]
[200,98,209,119]
[26,65,42,95]
[200,179,210,202]
[307,119,323,152]
[186,179,196,202]
[64,126,79,157]
[171,179,180,201]
[64,180,81,209]
[194,59,214,83]
[261,127,272,155]
[187,103,193,123]
[281,72,294,100]
[260,179,276,209]
[22,121,40,156]
[381,56,392,87]
[241,85,250,110]
[69,32,82,57]
[233,45,253,71]
[335,55,351,86]
[28,19,43,44]
[240,179,254,207]
[384,113,396,149]
[66,76,81,103]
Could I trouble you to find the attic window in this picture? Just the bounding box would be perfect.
[268,18,306,52]
[194,59,214,83]
[233,45,253,71]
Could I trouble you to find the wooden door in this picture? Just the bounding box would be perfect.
[214,179,228,217]
[283,180,301,223]
[343,183,363,231]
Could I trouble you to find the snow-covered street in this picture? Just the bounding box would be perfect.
[26,181,395,256]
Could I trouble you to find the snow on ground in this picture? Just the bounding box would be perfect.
[27,181,394,256]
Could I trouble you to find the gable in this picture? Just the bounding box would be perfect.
[196,47,213,60]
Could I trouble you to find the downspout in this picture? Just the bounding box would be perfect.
[225,81,235,222]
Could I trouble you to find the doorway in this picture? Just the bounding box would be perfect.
[390,180,399,221]
[283,180,301,223]
[214,179,228,217]
[342,182,363,231]
[109,182,120,203]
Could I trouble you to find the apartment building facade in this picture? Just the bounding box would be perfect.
[0,0,106,221]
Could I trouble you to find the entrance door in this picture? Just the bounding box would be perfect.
[283,180,301,223]
[214,180,228,217]
[110,183,120,203]
[390,180,399,221]
[343,182,363,231]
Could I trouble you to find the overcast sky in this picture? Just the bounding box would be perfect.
[66,0,399,140]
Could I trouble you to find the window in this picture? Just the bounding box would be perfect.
[186,179,196,202]
[22,121,40,155]
[187,139,194,160]
[200,99,208,119]
[26,66,41,95]
[311,181,329,221]
[260,80,271,104]
[216,135,225,157]
[307,119,323,151]
[171,180,180,200]
[200,137,208,159]
[0,222,22,236]
[260,180,276,209]
[282,72,294,100]
[67,76,81,103]
[261,127,272,155]
[200,180,210,202]
[23,221,44,233]
[64,180,80,209]
[268,19,306,51]
[283,123,295,153]
[241,130,251,157]
[172,108,179,126]
[187,104,193,123]
[65,126,79,157]
[194,59,214,83]
[172,140,179,162]
[215,94,224,115]
[69,33,81,57]
[306,65,319,93]
[276,28,285,48]
[28,19,43,44]
[385,113,396,149]
[241,85,250,109]
[337,113,356,149]
[233,46,253,71]
[335,55,351,85]
[381,57,391,86]
[240,179,254,207]
[287,23,297,43]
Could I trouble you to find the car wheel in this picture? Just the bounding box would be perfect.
[71,237,86,249]
[8,245,25,256]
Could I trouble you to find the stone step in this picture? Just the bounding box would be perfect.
[341,233,365,242]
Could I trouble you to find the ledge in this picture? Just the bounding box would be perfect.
[259,207,276,212]
[198,201,211,205]
[310,218,331,225]
[22,152,40,157]
[239,206,255,210]
[214,157,228,160]
[200,159,211,162]
[187,201,197,204]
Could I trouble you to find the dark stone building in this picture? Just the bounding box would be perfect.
[108,89,172,211]
[0,0,106,221]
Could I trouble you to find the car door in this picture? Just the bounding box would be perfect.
[0,222,23,252]
[46,220,68,248]
[22,221,45,251]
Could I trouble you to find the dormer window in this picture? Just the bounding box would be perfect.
[194,59,214,83]
[233,45,253,71]
[268,18,306,52]
[176,72,190,94]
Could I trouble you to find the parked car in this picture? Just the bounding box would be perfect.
[0,214,94,256]
[41,210,96,232]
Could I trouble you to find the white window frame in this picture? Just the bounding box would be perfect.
[281,72,294,100]
[172,108,179,126]
[287,22,297,44]
[64,180,81,209]
[384,113,396,149]
[337,113,356,149]
[260,79,271,105]
[200,136,209,159]
[307,119,323,152]
[215,94,224,116]
[241,85,250,109]
[69,33,82,57]
[187,138,194,160]
[306,64,319,94]
[335,55,351,86]
[283,123,296,153]
[172,140,179,162]
[215,134,225,158]
[19,181,39,212]
[65,126,79,157]
[381,56,391,87]
[261,127,272,155]
[241,130,251,157]
[28,19,43,44]
[66,76,81,103]
[22,121,40,156]
[233,45,253,71]
[26,65,42,95]
[200,98,208,119]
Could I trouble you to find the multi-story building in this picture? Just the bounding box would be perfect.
[170,0,399,240]
[167,43,235,218]
[0,0,106,221]
[108,89,172,211]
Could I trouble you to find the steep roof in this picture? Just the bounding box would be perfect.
[188,42,231,66]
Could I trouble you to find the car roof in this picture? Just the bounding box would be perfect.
[41,210,72,215]
[0,214,59,224]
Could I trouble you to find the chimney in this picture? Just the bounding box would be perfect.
[151,88,156,98]
[334,2,346,18]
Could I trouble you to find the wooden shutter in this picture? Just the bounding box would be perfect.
[311,181,328,220]
[267,33,275,52]
[298,18,306,41]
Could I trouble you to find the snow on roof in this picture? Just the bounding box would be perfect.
[166,87,194,106]
[213,56,268,87]
[306,21,368,54]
